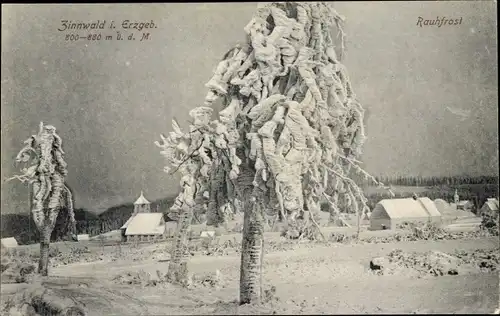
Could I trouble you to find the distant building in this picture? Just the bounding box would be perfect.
[122,213,166,242]
[456,200,474,211]
[0,237,18,248]
[76,234,90,241]
[369,197,442,231]
[479,198,499,217]
[121,191,164,242]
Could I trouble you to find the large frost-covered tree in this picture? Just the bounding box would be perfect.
[7,122,75,276]
[156,2,388,303]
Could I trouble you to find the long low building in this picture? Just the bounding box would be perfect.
[370,197,442,230]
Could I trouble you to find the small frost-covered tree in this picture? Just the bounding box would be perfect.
[157,2,390,304]
[156,108,241,284]
[7,122,75,276]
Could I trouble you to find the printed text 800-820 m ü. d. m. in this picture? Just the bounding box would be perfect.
[64,32,151,42]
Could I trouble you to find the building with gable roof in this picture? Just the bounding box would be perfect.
[479,198,499,217]
[120,191,166,242]
[369,197,442,230]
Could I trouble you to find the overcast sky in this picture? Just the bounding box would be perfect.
[1,2,498,214]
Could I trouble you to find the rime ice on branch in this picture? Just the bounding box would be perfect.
[157,1,392,231]
[157,0,389,301]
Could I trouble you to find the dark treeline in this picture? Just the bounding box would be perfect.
[1,196,176,245]
[1,208,98,245]
[369,175,499,187]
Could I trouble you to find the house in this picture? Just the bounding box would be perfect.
[456,200,474,211]
[479,198,499,217]
[76,234,90,241]
[121,191,155,241]
[122,213,166,242]
[434,198,479,225]
[1,237,18,248]
[369,197,442,231]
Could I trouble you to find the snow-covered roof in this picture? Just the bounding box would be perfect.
[77,234,90,241]
[373,197,441,219]
[0,237,18,248]
[134,191,150,205]
[120,215,135,230]
[482,198,499,211]
[124,213,164,236]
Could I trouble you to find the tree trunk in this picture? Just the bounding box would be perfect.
[38,227,51,276]
[166,205,194,285]
[239,188,265,305]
